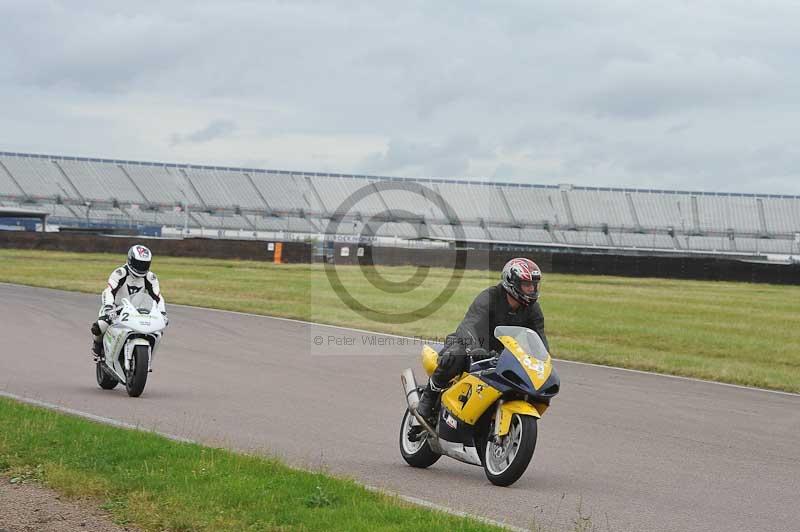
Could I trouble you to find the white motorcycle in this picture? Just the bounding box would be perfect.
[96,298,166,397]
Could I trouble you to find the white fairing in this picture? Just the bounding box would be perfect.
[102,298,166,383]
[429,438,483,467]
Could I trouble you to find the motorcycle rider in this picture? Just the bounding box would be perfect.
[415,257,549,425]
[90,244,168,361]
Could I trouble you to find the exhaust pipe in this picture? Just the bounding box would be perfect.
[401,368,419,410]
[402,368,440,440]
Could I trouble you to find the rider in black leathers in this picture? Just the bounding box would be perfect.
[415,257,549,424]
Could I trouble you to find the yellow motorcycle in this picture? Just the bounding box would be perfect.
[400,326,560,486]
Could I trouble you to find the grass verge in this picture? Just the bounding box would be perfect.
[1,249,799,392]
[0,396,501,531]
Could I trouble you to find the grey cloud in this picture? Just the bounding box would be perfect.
[2,1,800,194]
[575,53,776,119]
[665,121,693,135]
[505,122,600,154]
[411,83,468,121]
[3,4,195,93]
[492,163,518,180]
[171,120,237,145]
[356,46,420,72]
[360,135,490,178]
[550,136,800,194]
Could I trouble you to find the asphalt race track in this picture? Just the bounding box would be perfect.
[1,283,799,531]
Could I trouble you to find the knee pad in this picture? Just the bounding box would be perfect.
[91,321,108,338]
[433,344,468,386]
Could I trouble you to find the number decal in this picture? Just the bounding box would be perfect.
[121,312,129,322]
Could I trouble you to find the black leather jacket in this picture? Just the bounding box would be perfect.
[445,283,549,356]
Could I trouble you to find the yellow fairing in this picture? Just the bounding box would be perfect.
[497,335,553,390]
[421,345,439,376]
[497,400,542,436]
[441,375,502,425]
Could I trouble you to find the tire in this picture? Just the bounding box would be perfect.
[96,362,118,390]
[483,414,537,487]
[125,345,149,397]
[399,409,441,468]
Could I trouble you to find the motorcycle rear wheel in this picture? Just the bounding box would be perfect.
[399,409,440,468]
[96,362,118,390]
[483,414,537,486]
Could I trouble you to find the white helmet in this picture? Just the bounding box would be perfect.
[127,245,152,277]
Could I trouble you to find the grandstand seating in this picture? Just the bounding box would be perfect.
[239,214,279,232]
[0,162,24,196]
[763,197,800,234]
[627,191,692,231]
[249,172,318,212]
[145,210,187,228]
[559,230,609,247]
[612,232,675,249]
[369,221,421,239]
[695,194,762,233]
[371,183,440,220]
[502,185,567,225]
[184,168,241,208]
[1,151,798,256]
[569,188,635,228]
[431,182,509,223]
[735,237,794,254]
[1,156,76,199]
[309,176,385,215]
[57,159,141,203]
[122,164,191,205]
[683,235,731,252]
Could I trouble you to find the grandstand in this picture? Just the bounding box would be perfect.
[1,151,798,256]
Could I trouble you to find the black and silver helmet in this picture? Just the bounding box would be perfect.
[127,245,152,277]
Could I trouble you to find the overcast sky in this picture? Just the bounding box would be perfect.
[2,1,800,194]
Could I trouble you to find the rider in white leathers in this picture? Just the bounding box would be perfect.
[90,245,167,360]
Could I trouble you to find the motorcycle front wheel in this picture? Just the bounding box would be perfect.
[399,409,441,468]
[483,414,537,486]
[125,345,149,397]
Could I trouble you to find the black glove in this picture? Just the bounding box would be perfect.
[469,348,498,362]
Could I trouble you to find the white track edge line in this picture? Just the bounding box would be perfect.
[3,282,798,398]
[0,389,525,532]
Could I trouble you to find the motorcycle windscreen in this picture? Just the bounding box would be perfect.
[493,326,549,362]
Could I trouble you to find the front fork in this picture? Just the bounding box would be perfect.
[491,399,504,445]
[124,341,153,372]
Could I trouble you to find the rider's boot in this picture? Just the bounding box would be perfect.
[92,340,104,362]
[415,381,441,427]
[90,322,104,362]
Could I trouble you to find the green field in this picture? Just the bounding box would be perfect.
[0,397,500,532]
[1,249,799,393]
